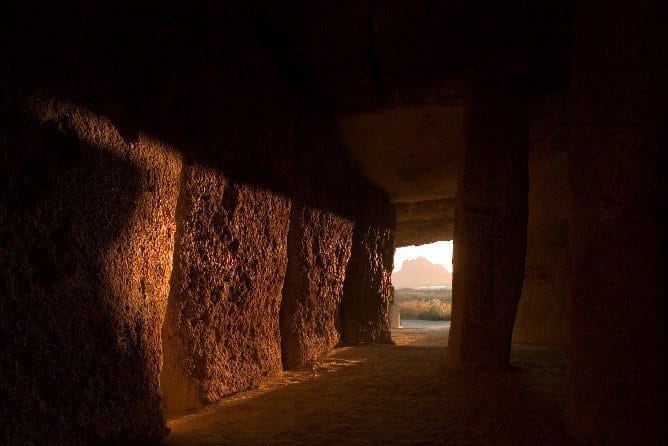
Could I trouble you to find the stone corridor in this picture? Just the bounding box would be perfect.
[1,1,664,444]
[167,327,569,445]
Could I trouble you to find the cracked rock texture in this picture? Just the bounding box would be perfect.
[161,163,291,416]
[394,199,455,247]
[341,184,395,345]
[280,205,354,369]
[0,96,181,443]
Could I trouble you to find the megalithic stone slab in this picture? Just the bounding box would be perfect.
[448,83,529,370]
[280,203,354,370]
[160,163,291,416]
[0,96,182,443]
[340,185,395,345]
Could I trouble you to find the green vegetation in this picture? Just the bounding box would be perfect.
[394,287,452,303]
[394,288,452,321]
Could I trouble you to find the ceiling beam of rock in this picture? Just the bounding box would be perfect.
[337,104,464,246]
[337,104,466,203]
[394,199,455,247]
[251,0,571,246]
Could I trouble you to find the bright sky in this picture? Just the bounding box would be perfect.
[393,240,453,273]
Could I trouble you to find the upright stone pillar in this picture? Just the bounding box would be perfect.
[0,96,181,443]
[161,164,291,416]
[280,203,354,369]
[340,185,395,345]
[447,83,529,369]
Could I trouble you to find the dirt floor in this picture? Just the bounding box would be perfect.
[165,322,572,445]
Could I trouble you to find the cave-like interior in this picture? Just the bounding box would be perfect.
[1,1,665,444]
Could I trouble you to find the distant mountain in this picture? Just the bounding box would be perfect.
[391,257,452,288]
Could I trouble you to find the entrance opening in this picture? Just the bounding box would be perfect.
[391,241,453,345]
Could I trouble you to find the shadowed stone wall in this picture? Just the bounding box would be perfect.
[512,93,569,346]
[448,84,529,369]
[1,3,397,441]
[0,96,182,443]
[566,1,666,442]
[280,108,393,368]
[341,183,395,345]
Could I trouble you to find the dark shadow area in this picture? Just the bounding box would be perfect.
[1,1,570,221]
[0,104,166,442]
[1,2,362,219]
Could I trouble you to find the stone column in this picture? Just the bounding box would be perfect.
[512,92,569,346]
[447,83,529,369]
[161,164,291,416]
[340,185,395,345]
[279,203,353,369]
[0,96,182,443]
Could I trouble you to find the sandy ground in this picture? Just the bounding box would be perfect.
[165,322,572,445]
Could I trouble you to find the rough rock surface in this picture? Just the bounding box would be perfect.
[0,96,181,443]
[448,84,529,369]
[338,105,464,202]
[161,163,291,416]
[394,199,455,247]
[512,93,569,346]
[280,204,354,369]
[566,2,666,442]
[341,185,395,344]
